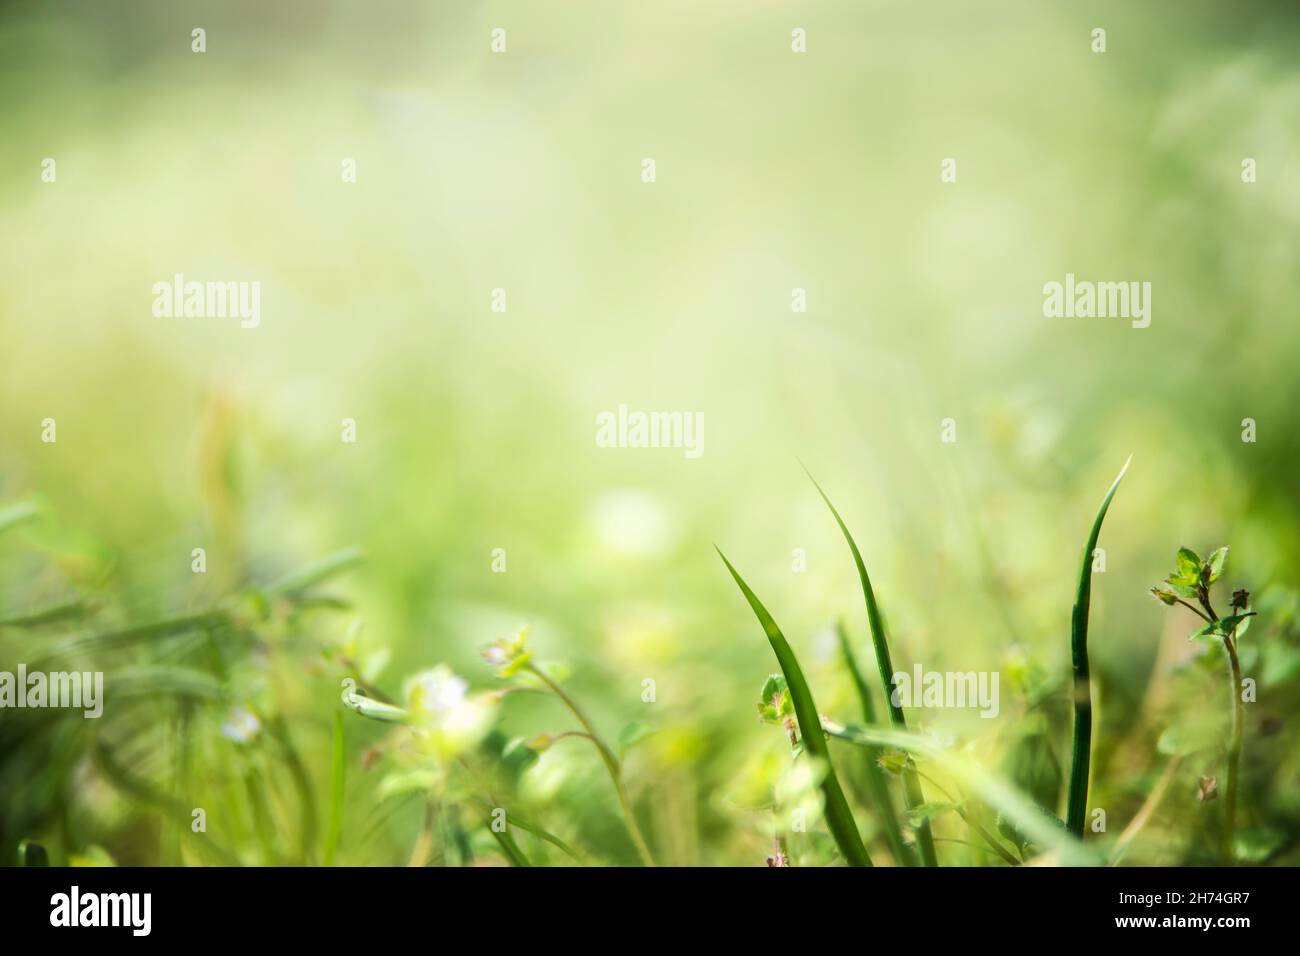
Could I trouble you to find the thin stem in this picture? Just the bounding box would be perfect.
[1222,631,1243,865]
[915,769,1019,866]
[1110,755,1182,865]
[406,800,437,867]
[1195,588,1242,864]
[525,663,656,866]
[1173,598,1212,623]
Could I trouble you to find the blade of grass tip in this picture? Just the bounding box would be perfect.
[837,620,916,866]
[804,469,938,867]
[263,547,365,598]
[716,547,873,867]
[1066,456,1131,838]
[324,710,346,866]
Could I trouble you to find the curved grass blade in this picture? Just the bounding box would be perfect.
[805,470,938,866]
[837,620,915,866]
[0,598,89,630]
[1066,456,1131,837]
[823,721,1098,865]
[490,819,533,867]
[717,547,873,867]
[263,547,364,598]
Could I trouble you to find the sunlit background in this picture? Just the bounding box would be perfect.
[2,0,1299,866]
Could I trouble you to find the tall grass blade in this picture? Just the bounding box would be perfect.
[716,547,873,867]
[805,470,939,866]
[837,620,915,865]
[1066,456,1131,837]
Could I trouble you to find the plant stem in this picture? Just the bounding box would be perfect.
[1222,630,1243,865]
[1109,755,1181,865]
[526,663,656,866]
[1195,588,1242,865]
[914,768,1020,866]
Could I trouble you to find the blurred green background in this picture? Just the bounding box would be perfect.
[2,0,1299,866]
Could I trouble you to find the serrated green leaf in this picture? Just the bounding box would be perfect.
[1188,612,1256,642]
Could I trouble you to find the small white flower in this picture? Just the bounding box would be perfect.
[221,707,261,743]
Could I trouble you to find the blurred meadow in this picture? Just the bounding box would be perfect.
[2,0,1299,866]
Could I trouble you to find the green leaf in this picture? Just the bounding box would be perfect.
[1171,547,1202,585]
[1067,456,1130,838]
[1205,547,1229,583]
[716,546,873,867]
[1188,612,1256,642]
[756,674,793,724]
[804,469,938,867]
[1164,578,1200,600]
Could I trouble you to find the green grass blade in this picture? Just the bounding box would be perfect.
[490,820,533,867]
[717,547,873,867]
[324,710,347,866]
[837,620,915,866]
[824,721,1099,865]
[1066,456,1131,837]
[805,470,938,866]
[263,547,364,598]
